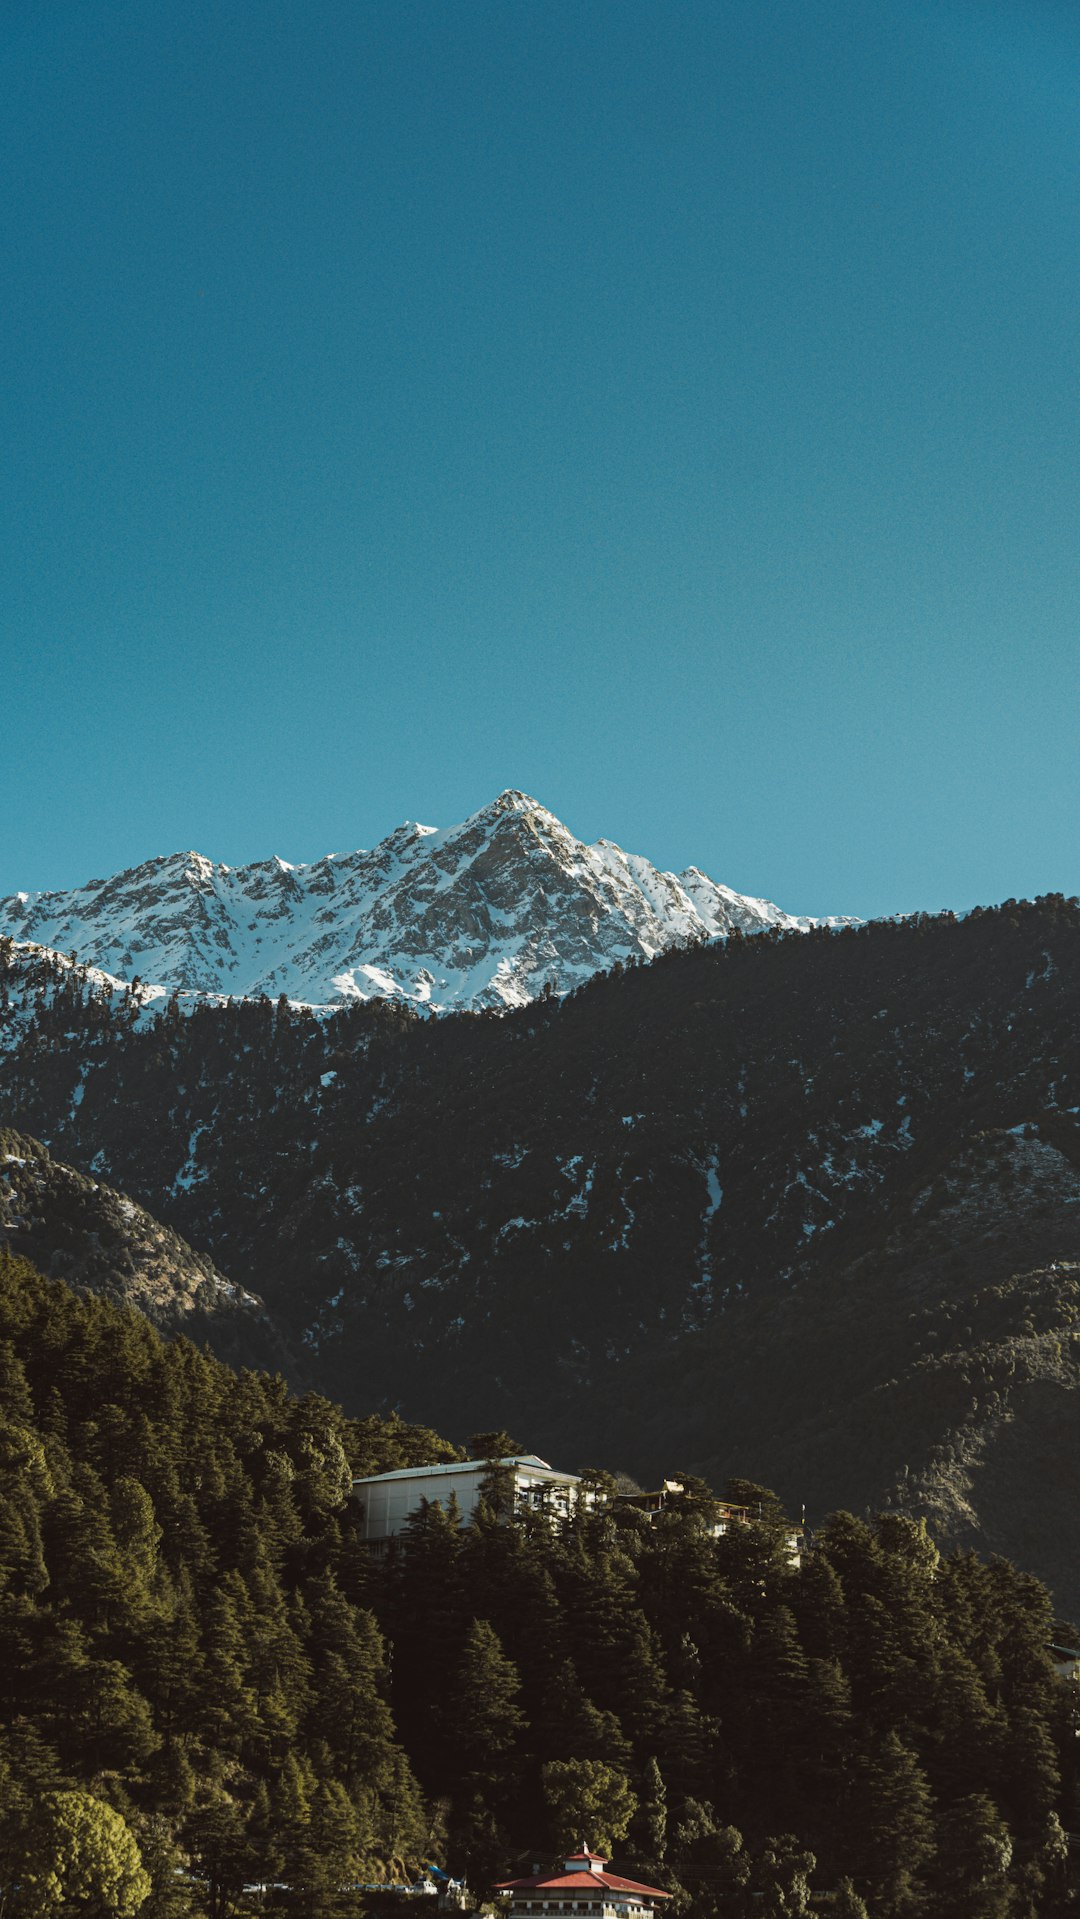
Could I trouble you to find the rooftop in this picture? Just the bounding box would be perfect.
[351,1454,580,1487]
[494,1872,669,1899]
[495,1853,669,1900]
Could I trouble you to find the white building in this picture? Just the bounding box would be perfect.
[351,1453,584,1545]
[494,1850,671,1919]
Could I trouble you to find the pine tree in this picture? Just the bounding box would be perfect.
[306,1575,397,1785]
[534,1660,633,1771]
[439,1618,525,1790]
[183,1791,253,1919]
[932,1791,1013,1919]
[198,1572,261,1754]
[830,1877,870,1918]
[850,1729,934,1917]
[635,1755,667,1866]
[385,1495,466,1765]
[541,1758,637,1857]
[125,1812,189,1919]
[930,1639,1005,1795]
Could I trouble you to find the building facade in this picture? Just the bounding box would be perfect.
[351,1454,584,1545]
[617,1480,804,1564]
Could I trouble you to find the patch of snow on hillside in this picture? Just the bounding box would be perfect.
[689,1151,724,1319]
[496,1216,538,1240]
[173,1125,209,1193]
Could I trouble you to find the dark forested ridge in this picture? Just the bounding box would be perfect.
[4,898,1080,1612]
[1,1252,1078,1918]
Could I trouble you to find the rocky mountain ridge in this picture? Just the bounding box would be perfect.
[0,790,855,1012]
[0,1126,294,1373]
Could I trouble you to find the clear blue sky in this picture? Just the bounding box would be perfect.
[3,0,1078,919]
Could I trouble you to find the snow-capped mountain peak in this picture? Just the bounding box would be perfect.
[0,793,855,1012]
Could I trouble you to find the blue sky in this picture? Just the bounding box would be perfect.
[2,0,1078,918]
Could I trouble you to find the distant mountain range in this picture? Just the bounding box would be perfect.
[0,790,855,1011]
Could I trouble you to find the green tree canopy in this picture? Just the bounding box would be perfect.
[541,1758,637,1858]
[13,1790,151,1919]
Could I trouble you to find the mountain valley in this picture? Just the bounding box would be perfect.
[4,888,1080,1613]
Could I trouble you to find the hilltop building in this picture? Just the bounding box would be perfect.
[494,1850,670,1919]
[1049,1638,1080,1683]
[617,1479,805,1563]
[351,1454,584,1547]
[616,1479,750,1530]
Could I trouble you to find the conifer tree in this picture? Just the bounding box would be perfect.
[541,1758,637,1857]
[851,1730,934,1917]
[932,1791,1014,1919]
[830,1878,870,1918]
[183,1791,252,1919]
[635,1755,667,1866]
[439,1618,525,1788]
[125,1813,189,1919]
[198,1573,261,1753]
[535,1660,633,1770]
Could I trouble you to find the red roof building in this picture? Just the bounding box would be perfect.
[493,1851,670,1919]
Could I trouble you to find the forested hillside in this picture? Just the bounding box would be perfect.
[0,1250,454,1915]
[0,1254,1077,1917]
[4,900,1080,1612]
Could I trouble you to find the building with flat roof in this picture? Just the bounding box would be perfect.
[351,1454,583,1545]
[494,1850,670,1919]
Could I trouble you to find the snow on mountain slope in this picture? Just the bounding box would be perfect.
[0,944,175,1055]
[0,790,855,1012]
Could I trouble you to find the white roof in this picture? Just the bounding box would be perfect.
[351,1453,580,1488]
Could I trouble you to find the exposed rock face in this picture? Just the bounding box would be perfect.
[0,790,854,1011]
[0,1127,295,1375]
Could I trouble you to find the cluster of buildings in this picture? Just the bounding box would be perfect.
[349,1457,739,1917]
[373,1852,670,1919]
[350,1452,804,1562]
[351,1460,1074,1914]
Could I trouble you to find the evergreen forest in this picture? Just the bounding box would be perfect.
[6,897,1080,1624]
[0,1250,1077,1918]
